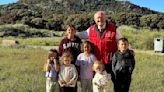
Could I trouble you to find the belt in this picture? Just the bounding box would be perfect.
[47,77,57,81]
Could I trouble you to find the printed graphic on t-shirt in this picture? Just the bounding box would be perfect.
[63,42,79,49]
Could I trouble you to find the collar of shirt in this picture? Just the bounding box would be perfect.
[94,22,108,39]
[97,22,106,30]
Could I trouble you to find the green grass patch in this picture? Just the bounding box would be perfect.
[130,53,164,92]
[0,47,48,92]
[119,26,164,50]
[0,37,62,46]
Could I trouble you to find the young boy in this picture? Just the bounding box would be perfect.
[112,38,135,92]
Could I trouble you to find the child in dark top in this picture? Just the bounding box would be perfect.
[112,38,135,92]
[58,25,82,65]
[58,25,82,92]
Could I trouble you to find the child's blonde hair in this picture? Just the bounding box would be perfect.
[61,51,73,63]
[92,60,105,71]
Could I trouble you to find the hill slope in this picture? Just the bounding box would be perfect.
[0,0,163,37]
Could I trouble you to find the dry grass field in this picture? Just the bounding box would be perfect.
[0,47,163,92]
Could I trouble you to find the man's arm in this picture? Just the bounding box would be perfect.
[77,28,122,40]
[115,29,122,41]
[76,28,90,39]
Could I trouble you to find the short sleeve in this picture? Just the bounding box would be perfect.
[115,29,122,41]
[75,54,81,66]
[76,28,89,39]
[92,54,97,63]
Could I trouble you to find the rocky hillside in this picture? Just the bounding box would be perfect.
[0,0,163,37]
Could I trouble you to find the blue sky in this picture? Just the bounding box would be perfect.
[128,0,164,13]
[0,0,163,13]
[0,0,17,5]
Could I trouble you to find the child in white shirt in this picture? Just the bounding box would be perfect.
[92,60,111,92]
[58,52,78,92]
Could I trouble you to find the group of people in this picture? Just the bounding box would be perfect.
[44,11,135,92]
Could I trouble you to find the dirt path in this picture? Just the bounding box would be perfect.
[25,45,58,50]
[33,46,164,56]
[134,49,164,56]
[6,45,164,56]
